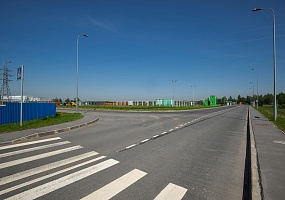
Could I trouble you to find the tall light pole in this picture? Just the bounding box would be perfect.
[251,68,259,109]
[252,8,277,120]
[250,82,255,107]
[172,80,177,106]
[76,34,88,113]
[191,86,196,106]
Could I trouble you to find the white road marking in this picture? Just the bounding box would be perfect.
[0,137,62,150]
[6,159,119,200]
[153,135,159,138]
[169,129,174,131]
[0,156,106,195]
[273,140,285,145]
[0,151,98,186]
[161,132,167,135]
[81,169,147,200]
[0,141,71,158]
[154,183,188,200]
[141,139,149,143]
[126,144,136,149]
[0,145,82,169]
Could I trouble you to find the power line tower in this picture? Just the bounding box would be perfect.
[0,61,13,104]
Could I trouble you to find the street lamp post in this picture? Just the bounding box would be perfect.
[251,68,259,109]
[172,80,177,106]
[250,82,255,107]
[252,7,277,120]
[191,86,196,106]
[76,34,88,113]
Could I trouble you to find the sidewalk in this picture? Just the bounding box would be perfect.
[0,110,99,145]
[249,107,285,200]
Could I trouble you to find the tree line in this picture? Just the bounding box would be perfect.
[216,92,285,108]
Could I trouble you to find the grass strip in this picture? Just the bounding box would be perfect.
[0,112,83,134]
[255,106,285,133]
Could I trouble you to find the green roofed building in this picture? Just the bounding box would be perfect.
[155,99,174,107]
[210,95,217,106]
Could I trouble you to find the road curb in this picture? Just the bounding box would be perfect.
[249,108,263,199]
[0,116,99,146]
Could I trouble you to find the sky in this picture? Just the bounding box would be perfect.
[0,0,284,101]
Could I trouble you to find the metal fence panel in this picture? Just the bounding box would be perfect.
[0,103,56,125]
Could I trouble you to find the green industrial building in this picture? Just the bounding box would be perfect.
[155,99,174,107]
[203,95,217,106]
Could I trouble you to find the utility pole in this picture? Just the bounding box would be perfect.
[0,61,13,105]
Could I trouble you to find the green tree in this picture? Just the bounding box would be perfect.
[264,93,273,105]
[277,92,285,107]
[65,98,70,103]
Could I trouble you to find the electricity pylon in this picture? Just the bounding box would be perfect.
[0,61,13,104]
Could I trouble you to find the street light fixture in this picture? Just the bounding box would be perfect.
[76,34,88,113]
[252,7,277,120]
[251,68,259,109]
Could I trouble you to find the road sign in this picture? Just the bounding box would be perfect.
[17,67,22,80]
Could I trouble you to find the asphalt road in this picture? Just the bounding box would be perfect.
[0,106,248,200]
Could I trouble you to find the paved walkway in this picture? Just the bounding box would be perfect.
[249,107,285,200]
[0,110,99,145]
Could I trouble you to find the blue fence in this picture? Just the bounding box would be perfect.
[0,102,56,125]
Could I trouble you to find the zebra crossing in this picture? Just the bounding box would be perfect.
[0,137,188,199]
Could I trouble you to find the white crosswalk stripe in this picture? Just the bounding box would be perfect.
[0,137,62,150]
[0,151,98,186]
[0,156,106,195]
[0,137,188,200]
[0,145,83,169]
[81,169,147,200]
[0,141,71,158]
[154,183,188,200]
[6,159,120,200]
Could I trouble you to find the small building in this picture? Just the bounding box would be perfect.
[210,95,217,106]
[155,99,174,107]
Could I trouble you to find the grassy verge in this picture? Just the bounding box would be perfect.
[255,105,285,132]
[0,112,83,134]
[74,105,214,111]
